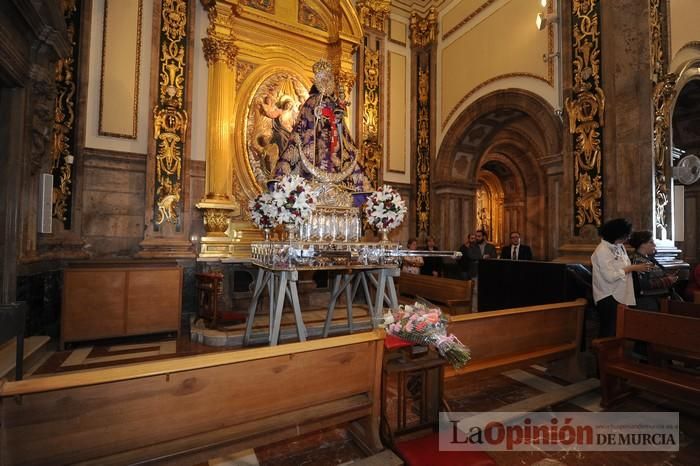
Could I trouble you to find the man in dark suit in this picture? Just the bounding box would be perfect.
[466,229,497,278]
[500,231,533,261]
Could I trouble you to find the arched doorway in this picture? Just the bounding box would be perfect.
[671,63,700,264]
[434,90,563,259]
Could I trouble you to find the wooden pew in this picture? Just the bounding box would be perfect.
[446,299,586,380]
[397,273,472,314]
[0,332,385,466]
[660,298,700,318]
[593,305,700,408]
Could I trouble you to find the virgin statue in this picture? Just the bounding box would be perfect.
[273,59,372,194]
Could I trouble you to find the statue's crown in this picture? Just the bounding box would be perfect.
[312,58,333,75]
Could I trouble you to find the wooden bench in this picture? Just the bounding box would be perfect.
[0,331,385,465]
[593,304,700,408]
[445,299,586,380]
[397,273,472,314]
[660,298,700,318]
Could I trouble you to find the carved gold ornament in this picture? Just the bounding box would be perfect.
[409,7,438,48]
[52,0,79,227]
[566,0,604,233]
[356,0,390,32]
[202,36,238,68]
[202,208,232,236]
[153,0,189,228]
[649,0,674,236]
[241,0,274,14]
[361,46,381,189]
[416,64,431,237]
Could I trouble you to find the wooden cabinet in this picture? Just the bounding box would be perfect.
[62,262,182,346]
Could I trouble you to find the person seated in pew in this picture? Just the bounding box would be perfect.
[420,235,442,277]
[500,231,533,261]
[628,230,680,311]
[401,238,424,275]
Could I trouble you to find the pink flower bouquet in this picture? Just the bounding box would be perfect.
[384,302,471,369]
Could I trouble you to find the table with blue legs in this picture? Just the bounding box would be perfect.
[243,264,400,346]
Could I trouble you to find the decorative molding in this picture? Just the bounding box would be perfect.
[29,72,56,176]
[361,46,382,189]
[52,0,81,227]
[677,41,700,54]
[356,0,390,33]
[442,73,550,130]
[202,36,238,68]
[416,58,431,238]
[298,0,328,32]
[236,60,257,89]
[240,0,274,14]
[565,0,604,234]
[442,0,498,41]
[153,0,189,230]
[409,7,438,48]
[650,0,675,238]
[98,0,143,139]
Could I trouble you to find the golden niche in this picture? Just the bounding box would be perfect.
[246,72,309,188]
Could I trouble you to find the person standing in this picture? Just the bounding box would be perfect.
[591,219,652,337]
[500,231,533,260]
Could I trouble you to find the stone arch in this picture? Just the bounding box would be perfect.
[433,89,563,258]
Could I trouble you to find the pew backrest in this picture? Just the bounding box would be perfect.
[397,273,472,314]
[617,305,699,352]
[446,299,585,376]
[659,298,700,318]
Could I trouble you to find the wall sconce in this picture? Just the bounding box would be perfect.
[540,0,550,7]
[535,12,558,31]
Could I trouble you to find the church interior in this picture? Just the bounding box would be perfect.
[1,0,700,464]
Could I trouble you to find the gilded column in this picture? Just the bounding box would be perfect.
[565,0,604,236]
[410,8,437,239]
[356,0,390,190]
[139,0,196,258]
[196,1,240,257]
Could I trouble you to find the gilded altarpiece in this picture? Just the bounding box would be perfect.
[199,0,363,257]
[565,0,605,235]
[52,0,81,229]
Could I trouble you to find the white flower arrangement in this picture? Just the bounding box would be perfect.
[249,192,278,229]
[269,174,315,227]
[363,185,406,231]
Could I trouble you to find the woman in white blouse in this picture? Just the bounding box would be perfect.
[591,218,652,337]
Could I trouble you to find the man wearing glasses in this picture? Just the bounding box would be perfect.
[500,231,533,261]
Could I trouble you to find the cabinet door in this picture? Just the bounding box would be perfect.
[62,270,126,342]
[126,268,182,335]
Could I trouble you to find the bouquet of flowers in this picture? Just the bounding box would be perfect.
[363,185,407,231]
[383,302,471,369]
[248,192,278,229]
[269,174,315,227]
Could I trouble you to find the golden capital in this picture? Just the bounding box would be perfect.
[356,0,390,33]
[202,36,238,68]
[409,7,438,47]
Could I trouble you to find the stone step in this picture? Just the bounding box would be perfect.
[0,335,51,380]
